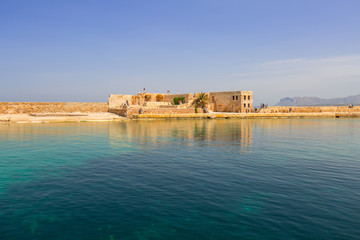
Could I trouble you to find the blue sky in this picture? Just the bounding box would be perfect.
[1,0,359,104]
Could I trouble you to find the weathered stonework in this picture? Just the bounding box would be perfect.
[163,93,194,105]
[110,105,203,117]
[258,106,360,113]
[108,90,254,116]
[208,91,253,113]
[0,102,108,114]
[108,95,133,109]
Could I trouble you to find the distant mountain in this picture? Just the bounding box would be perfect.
[276,94,360,106]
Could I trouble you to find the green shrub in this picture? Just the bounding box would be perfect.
[173,97,185,105]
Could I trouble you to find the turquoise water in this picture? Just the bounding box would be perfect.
[1,119,360,239]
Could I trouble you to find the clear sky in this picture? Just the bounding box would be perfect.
[1,0,360,105]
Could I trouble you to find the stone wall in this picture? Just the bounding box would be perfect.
[144,102,171,108]
[209,91,253,112]
[108,94,134,109]
[108,91,253,113]
[163,93,194,105]
[259,106,360,113]
[0,102,108,114]
[129,107,202,116]
[109,105,203,117]
[109,93,171,108]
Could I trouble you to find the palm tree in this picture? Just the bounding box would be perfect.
[195,92,208,108]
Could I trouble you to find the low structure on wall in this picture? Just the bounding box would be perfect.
[108,91,253,116]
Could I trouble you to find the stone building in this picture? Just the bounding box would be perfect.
[108,90,253,116]
[208,91,253,113]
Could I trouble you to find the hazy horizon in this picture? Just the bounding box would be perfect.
[1,0,360,105]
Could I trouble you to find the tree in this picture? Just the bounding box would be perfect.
[195,92,208,108]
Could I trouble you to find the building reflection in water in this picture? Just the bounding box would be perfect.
[108,119,253,154]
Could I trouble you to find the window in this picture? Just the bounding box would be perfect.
[248,103,250,107]
[244,95,246,100]
[212,96,215,102]
[248,95,251,100]
[236,96,238,100]
[232,96,235,100]
[244,103,246,107]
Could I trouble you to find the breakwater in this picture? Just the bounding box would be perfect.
[0,102,108,114]
[131,112,360,119]
[258,106,360,113]
[1,102,360,123]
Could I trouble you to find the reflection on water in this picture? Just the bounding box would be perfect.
[108,119,253,153]
[0,120,253,196]
[1,119,360,240]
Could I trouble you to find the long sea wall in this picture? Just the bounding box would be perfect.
[259,106,360,113]
[0,102,108,114]
[110,106,204,117]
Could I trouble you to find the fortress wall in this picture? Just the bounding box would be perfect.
[209,91,253,112]
[109,93,172,108]
[108,94,133,109]
[131,108,201,116]
[0,102,108,114]
[144,93,165,102]
[163,93,193,104]
[209,92,239,112]
[110,106,203,117]
[128,107,202,116]
[144,102,171,108]
[259,106,360,113]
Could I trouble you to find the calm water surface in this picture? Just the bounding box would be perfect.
[0,119,360,239]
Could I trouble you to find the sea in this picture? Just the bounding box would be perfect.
[0,119,359,240]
